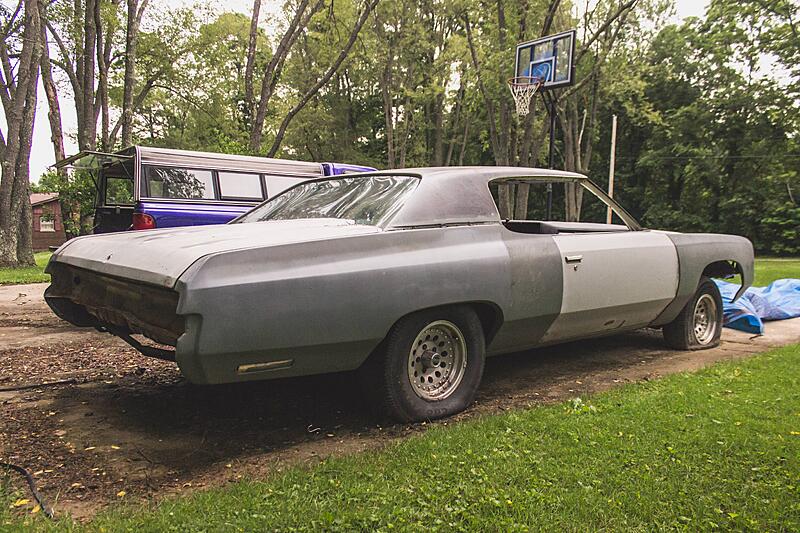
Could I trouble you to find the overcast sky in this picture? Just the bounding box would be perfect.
[23,0,710,181]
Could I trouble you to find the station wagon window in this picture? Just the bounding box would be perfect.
[266,176,308,197]
[146,166,214,200]
[104,176,134,205]
[236,175,419,227]
[100,159,135,206]
[218,171,263,200]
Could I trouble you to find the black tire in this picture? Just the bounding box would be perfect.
[359,305,486,422]
[663,277,723,350]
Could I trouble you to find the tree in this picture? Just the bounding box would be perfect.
[265,0,380,156]
[592,4,799,255]
[557,0,640,221]
[0,0,42,267]
[44,0,159,152]
[43,0,105,151]
[247,0,325,151]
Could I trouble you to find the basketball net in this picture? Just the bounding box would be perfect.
[507,76,543,117]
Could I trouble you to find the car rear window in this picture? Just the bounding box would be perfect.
[236,175,419,227]
[146,166,214,200]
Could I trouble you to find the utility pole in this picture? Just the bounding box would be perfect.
[606,114,618,224]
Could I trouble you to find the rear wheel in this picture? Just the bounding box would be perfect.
[360,306,485,422]
[663,277,723,350]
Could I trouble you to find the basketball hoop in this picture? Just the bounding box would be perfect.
[507,76,542,117]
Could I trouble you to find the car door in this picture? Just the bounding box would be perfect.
[539,230,679,343]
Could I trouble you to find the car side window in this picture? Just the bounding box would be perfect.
[489,179,629,234]
[146,166,215,200]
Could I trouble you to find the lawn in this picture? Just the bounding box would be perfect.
[4,343,799,531]
[753,257,800,286]
[0,252,51,285]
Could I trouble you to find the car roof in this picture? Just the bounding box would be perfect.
[349,166,588,228]
[365,166,586,181]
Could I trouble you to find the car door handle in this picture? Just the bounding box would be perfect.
[565,254,583,264]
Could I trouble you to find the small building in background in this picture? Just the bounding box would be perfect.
[30,193,67,251]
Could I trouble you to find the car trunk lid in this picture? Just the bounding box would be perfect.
[50,219,381,288]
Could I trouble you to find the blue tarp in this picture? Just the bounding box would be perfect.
[715,278,800,334]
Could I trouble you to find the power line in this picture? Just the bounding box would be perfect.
[616,154,800,161]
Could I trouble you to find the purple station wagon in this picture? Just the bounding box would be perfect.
[56,146,375,233]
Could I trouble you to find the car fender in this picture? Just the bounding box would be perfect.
[651,233,754,327]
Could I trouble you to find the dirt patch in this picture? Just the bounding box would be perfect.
[1,283,798,521]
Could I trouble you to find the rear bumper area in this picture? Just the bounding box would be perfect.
[45,261,185,347]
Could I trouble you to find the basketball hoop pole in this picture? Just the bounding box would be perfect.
[545,96,556,220]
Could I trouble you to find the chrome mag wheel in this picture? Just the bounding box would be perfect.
[693,293,719,345]
[407,320,467,401]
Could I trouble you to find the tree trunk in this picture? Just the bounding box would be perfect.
[432,90,445,166]
[398,91,413,168]
[444,73,465,166]
[458,120,469,165]
[243,0,261,124]
[381,59,395,168]
[463,11,513,215]
[96,1,111,150]
[14,63,38,265]
[121,0,150,148]
[495,0,510,166]
[0,0,42,267]
[513,183,530,219]
[80,0,97,150]
[40,18,65,166]
[45,0,114,153]
[463,14,502,164]
[374,8,396,168]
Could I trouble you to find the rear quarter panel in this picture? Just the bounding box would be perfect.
[174,224,514,384]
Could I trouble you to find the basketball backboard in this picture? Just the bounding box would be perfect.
[514,30,576,90]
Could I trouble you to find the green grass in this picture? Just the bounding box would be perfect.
[0,252,51,285]
[753,257,800,286]
[5,343,799,531]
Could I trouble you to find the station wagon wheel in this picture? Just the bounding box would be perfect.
[359,305,486,423]
[663,277,723,350]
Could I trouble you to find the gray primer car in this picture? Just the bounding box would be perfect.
[45,167,754,421]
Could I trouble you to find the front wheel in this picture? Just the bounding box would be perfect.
[360,306,486,422]
[663,277,723,350]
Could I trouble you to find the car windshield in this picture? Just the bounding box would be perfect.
[235,175,419,227]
